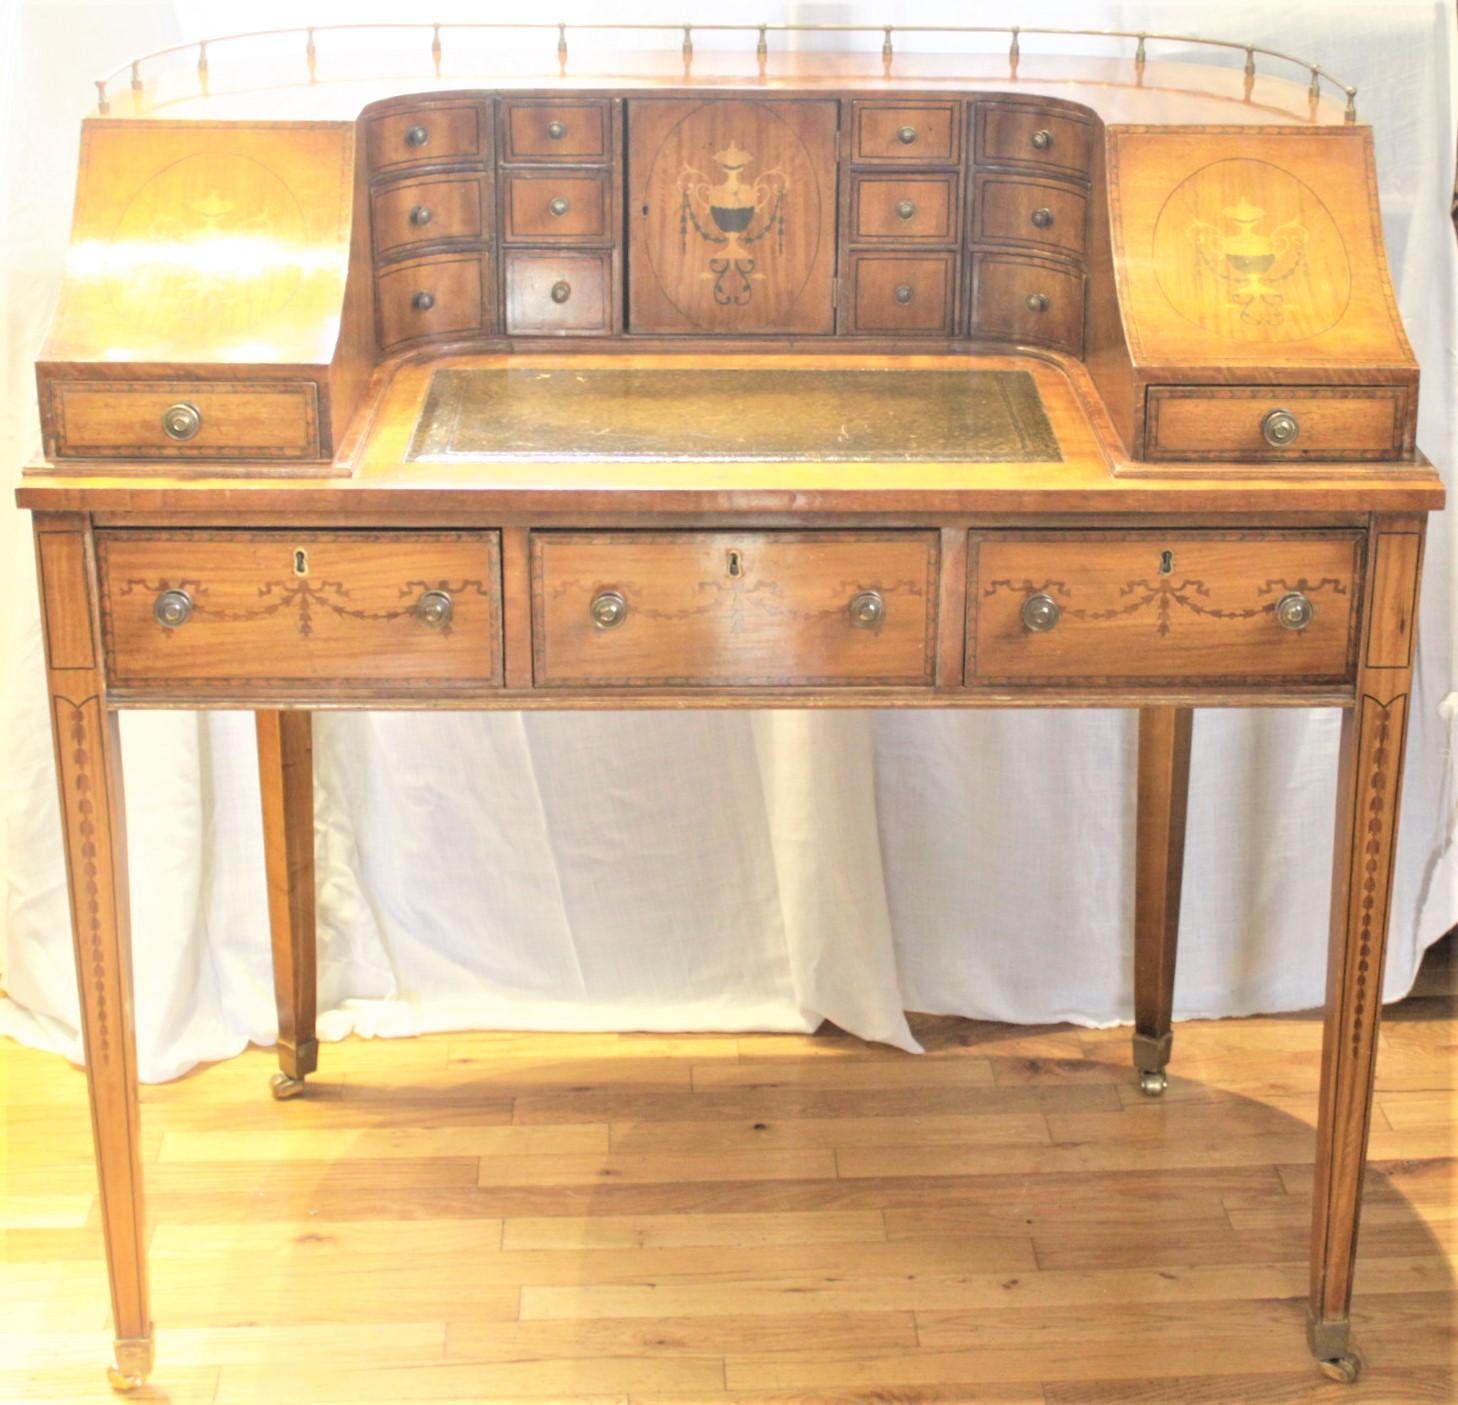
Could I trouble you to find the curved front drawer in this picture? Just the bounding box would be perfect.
[98,531,502,695]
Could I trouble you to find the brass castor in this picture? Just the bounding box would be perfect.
[106,1365,145,1393]
[1318,1353,1361,1384]
[269,1072,307,1100]
[1137,1068,1168,1097]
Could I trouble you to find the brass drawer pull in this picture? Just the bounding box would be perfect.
[897,124,918,144]
[894,284,914,304]
[409,205,433,226]
[161,401,202,441]
[411,290,435,312]
[1031,207,1054,229]
[1031,128,1053,150]
[153,589,194,629]
[549,196,571,217]
[546,119,567,140]
[416,589,453,630]
[1021,593,1061,632]
[590,590,627,629]
[895,198,916,221]
[550,280,573,304]
[404,124,429,148]
[1025,292,1049,313]
[848,590,885,628]
[1261,408,1300,447]
[1275,591,1314,631]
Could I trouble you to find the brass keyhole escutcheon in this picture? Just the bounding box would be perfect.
[1159,550,1174,576]
[293,548,309,577]
[727,549,743,577]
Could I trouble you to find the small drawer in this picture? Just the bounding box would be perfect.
[46,380,321,461]
[1144,387,1412,462]
[975,103,1093,177]
[372,175,485,258]
[967,531,1361,686]
[365,104,484,173]
[851,174,958,243]
[853,101,959,163]
[501,100,610,162]
[531,531,938,688]
[503,171,611,244]
[970,253,1084,354]
[845,252,955,335]
[377,255,486,349]
[505,251,613,335]
[973,174,1088,258]
[96,530,503,694]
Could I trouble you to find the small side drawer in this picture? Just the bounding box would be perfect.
[503,171,611,244]
[851,174,958,243]
[501,100,610,162]
[853,101,959,163]
[975,103,1093,176]
[505,251,613,335]
[845,252,955,335]
[46,380,321,461]
[366,104,484,173]
[973,174,1088,258]
[531,530,939,688]
[967,530,1362,686]
[96,530,503,694]
[372,175,485,258]
[970,253,1084,354]
[1144,387,1412,462]
[377,255,486,349]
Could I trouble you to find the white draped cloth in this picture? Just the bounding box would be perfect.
[2,1,1454,1082]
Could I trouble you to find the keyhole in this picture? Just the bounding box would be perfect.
[293,548,309,576]
[727,549,743,577]
[1159,549,1174,576]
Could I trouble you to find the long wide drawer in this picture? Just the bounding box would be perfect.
[968,530,1362,686]
[97,530,502,693]
[531,531,939,687]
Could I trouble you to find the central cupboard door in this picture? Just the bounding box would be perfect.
[628,99,838,334]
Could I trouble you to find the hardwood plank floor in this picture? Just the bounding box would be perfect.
[1,933,1453,1403]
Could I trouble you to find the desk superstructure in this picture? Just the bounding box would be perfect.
[16,28,1444,1390]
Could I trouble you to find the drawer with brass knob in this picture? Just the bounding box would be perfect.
[850,173,959,243]
[504,250,614,335]
[530,531,939,687]
[975,101,1094,176]
[95,530,504,696]
[500,99,610,162]
[365,102,485,173]
[852,100,960,163]
[376,254,487,349]
[43,380,322,461]
[1143,386,1414,462]
[844,251,956,335]
[966,530,1362,687]
[371,175,485,258]
[969,252,1084,354]
[503,171,611,243]
[973,173,1088,257]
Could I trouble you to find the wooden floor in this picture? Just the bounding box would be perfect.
[2,939,1454,1405]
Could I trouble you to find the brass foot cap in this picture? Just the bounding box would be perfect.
[1137,1068,1168,1097]
[269,1072,307,1101]
[106,1366,145,1393]
[1317,1353,1361,1384]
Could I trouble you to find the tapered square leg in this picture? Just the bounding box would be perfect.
[256,710,318,1100]
[1132,706,1193,1097]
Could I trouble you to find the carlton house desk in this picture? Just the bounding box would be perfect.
[14,21,1446,1393]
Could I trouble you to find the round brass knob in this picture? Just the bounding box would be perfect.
[549,196,570,217]
[1261,408,1300,447]
[161,401,202,441]
[409,205,433,226]
[1025,292,1049,313]
[546,119,567,139]
[1031,207,1054,228]
[1021,593,1061,633]
[895,198,916,221]
[412,290,435,312]
[894,284,914,305]
[404,124,429,148]
[550,280,572,304]
[590,590,627,629]
[153,588,193,629]
[1031,128,1053,150]
[848,590,885,629]
[897,124,918,144]
[1275,591,1314,631]
[416,589,453,630]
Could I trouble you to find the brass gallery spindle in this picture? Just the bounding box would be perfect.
[431,24,442,77]
[305,28,316,83]
[1243,45,1256,79]
[682,25,693,65]
[1135,32,1146,72]
[197,40,208,97]
[756,24,768,64]
[1009,26,1020,64]
[557,22,567,69]
[882,26,893,65]
[130,60,142,94]
[95,78,109,114]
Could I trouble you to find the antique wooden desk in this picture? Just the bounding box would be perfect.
[15,24,1445,1392]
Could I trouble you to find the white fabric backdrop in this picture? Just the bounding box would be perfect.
[2,1,1454,1082]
